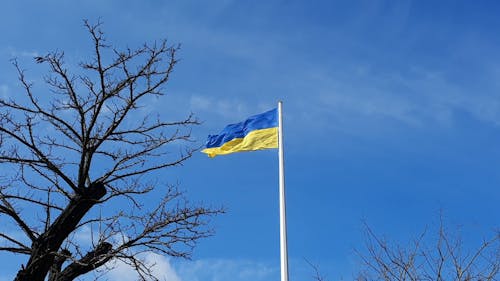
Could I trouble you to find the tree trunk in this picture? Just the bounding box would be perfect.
[15,183,106,281]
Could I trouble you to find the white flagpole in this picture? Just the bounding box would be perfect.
[278,101,289,281]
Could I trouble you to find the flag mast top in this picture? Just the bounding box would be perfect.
[278,101,289,281]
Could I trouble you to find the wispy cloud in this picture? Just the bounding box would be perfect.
[70,225,94,247]
[189,95,274,122]
[78,256,278,281]
[0,84,9,98]
[176,258,277,281]
[190,95,248,120]
[151,2,500,136]
[0,275,13,281]
[280,58,500,138]
[1,47,39,58]
[101,253,181,281]
[13,50,39,58]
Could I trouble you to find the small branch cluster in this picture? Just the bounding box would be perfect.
[356,221,500,281]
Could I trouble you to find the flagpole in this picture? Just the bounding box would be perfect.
[278,101,289,281]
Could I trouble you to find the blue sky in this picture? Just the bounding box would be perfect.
[1,1,500,280]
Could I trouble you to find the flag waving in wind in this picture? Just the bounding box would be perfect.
[201,108,279,157]
[202,102,290,281]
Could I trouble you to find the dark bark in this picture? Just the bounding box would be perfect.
[15,183,106,281]
[0,20,220,281]
[56,242,113,281]
[48,249,71,281]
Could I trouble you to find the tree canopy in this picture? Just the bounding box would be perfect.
[0,20,222,281]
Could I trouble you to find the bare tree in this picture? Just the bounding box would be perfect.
[0,20,222,281]
[356,221,500,281]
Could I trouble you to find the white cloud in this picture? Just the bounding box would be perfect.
[0,84,8,98]
[394,68,500,127]
[190,95,249,120]
[73,250,278,281]
[176,258,277,281]
[105,252,181,281]
[318,89,422,126]
[0,258,281,281]
[289,61,500,136]
[2,47,39,58]
[71,225,94,247]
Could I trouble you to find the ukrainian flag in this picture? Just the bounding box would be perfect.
[202,108,279,157]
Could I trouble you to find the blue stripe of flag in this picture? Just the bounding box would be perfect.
[205,108,278,149]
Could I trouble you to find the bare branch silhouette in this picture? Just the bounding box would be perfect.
[356,220,499,281]
[0,20,222,281]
